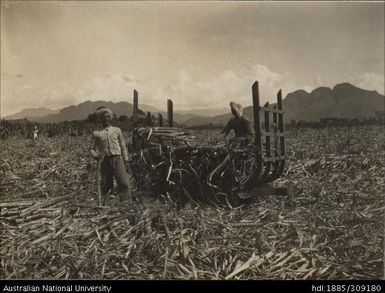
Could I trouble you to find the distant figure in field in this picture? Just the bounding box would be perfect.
[222,102,255,143]
[32,125,39,140]
[90,106,132,205]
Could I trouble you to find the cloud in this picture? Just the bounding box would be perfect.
[158,64,296,109]
[355,73,384,94]
[2,81,78,115]
[79,74,141,102]
[2,66,306,116]
[39,82,78,109]
[120,75,132,83]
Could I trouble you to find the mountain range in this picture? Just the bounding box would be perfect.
[33,101,159,123]
[5,83,384,126]
[5,107,60,120]
[185,83,384,126]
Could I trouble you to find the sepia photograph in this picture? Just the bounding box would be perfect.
[0,0,384,283]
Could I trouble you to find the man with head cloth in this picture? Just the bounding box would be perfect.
[90,106,132,204]
[222,102,255,142]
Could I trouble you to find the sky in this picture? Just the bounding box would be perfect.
[1,1,384,116]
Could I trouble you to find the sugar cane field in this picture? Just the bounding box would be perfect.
[0,125,384,280]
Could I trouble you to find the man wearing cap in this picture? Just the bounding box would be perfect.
[90,106,132,204]
[222,102,255,142]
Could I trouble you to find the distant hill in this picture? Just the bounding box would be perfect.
[184,83,384,126]
[167,109,228,124]
[184,113,230,126]
[8,101,203,124]
[5,107,59,120]
[33,101,160,123]
[282,83,384,123]
[175,108,228,117]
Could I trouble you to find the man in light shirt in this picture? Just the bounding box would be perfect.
[90,106,132,204]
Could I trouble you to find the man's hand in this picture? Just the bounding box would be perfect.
[90,150,100,160]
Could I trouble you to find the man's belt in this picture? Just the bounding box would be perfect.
[103,154,121,159]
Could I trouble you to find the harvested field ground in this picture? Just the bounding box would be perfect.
[0,125,384,279]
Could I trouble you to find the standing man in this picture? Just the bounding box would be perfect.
[222,102,255,143]
[90,106,132,204]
